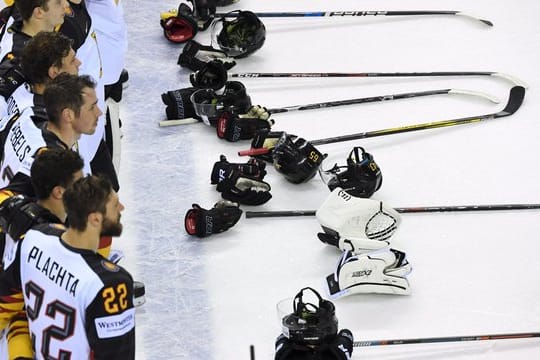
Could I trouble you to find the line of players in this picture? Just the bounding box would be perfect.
[0,0,135,359]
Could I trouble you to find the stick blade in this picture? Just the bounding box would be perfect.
[498,86,526,117]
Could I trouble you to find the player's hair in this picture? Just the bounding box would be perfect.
[14,0,51,22]
[63,175,113,232]
[43,73,96,125]
[20,31,74,85]
[30,148,84,200]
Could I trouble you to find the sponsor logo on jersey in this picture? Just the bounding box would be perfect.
[95,308,135,339]
[101,260,120,272]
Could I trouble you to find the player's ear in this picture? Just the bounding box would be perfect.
[51,185,64,200]
[87,211,103,229]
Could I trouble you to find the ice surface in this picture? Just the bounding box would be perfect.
[113,0,540,359]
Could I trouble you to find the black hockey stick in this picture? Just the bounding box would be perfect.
[353,331,540,347]
[216,10,493,27]
[231,71,527,88]
[244,203,540,219]
[238,86,525,155]
[310,85,524,146]
[158,88,498,126]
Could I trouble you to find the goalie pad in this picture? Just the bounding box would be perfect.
[184,200,242,237]
[326,248,412,298]
[161,87,200,120]
[160,3,198,43]
[178,40,236,72]
[316,188,401,253]
[272,133,326,184]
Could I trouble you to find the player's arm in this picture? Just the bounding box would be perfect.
[86,273,136,359]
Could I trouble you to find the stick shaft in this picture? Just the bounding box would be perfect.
[244,204,540,218]
[354,332,540,347]
[232,71,494,78]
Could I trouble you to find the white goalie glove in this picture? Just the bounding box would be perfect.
[326,248,412,299]
[316,188,401,254]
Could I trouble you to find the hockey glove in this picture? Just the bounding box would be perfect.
[190,60,229,89]
[272,134,326,184]
[214,168,272,206]
[161,87,200,120]
[160,3,198,43]
[188,0,216,30]
[178,40,236,72]
[184,200,242,237]
[211,154,267,184]
[0,195,42,241]
[318,330,354,360]
[216,110,274,142]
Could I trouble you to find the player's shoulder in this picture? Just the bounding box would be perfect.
[82,254,134,287]
[27,222,67,238]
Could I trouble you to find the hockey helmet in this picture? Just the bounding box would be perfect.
[320,147,382,198]
[280,287,338,346]
[213,10,266,58]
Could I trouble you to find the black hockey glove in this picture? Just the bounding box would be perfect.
[184,200,242,237]
[272,134,326,184]
[0,195,42,241]
[160,3,198,43]
[188,0,216,30]
[216,109,274,142]
[190,60,229,89]
[211,155,267,184]
[274,334,313,360]
[318,330,354,360]
[214,167,272,206]
[178,40,236,72]
[161,87,200,120]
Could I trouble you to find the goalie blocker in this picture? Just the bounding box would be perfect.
[327,248,412,299]
[316,188,402,253]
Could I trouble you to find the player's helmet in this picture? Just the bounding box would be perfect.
[215,11,266,58]
[320,147,382,198]
[281,287,338,346]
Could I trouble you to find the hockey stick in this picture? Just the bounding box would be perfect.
[158,88,498,127]
[244,203,540,219]
[216,11,493,27]
[353,331,540,347]
[231,71,528,88]
[238,85,524,155]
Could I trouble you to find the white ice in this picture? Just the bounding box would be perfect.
[113,0,540,359]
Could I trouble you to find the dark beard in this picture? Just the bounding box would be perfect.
[100,217,123,237]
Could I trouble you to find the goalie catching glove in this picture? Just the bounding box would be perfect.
[272,133,326,184]
[211,155,272,205]
[326,248,412,299]
[216,106,274,142]
[178,40,236,72]
[316,188,401,254]
[184,200,242,237]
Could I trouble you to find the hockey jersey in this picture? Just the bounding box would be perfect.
[17,225,135,359]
